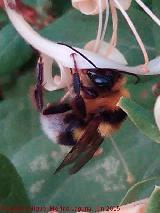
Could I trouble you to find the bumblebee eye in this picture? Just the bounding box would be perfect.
[87,70,114,88]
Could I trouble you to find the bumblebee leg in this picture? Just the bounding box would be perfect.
[0,86,4,101]
[43,102,71,115]
[80,84,98,99]
[34,56,44,112]
[70,53,86,119]
[34,86,43,112]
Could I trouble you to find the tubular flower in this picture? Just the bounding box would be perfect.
[72,0,160,69]
[3,0,160,92]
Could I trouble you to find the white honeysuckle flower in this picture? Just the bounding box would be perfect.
[113,0,149,65]
[3,0,160,92]
[73,0,160,69]
[71,0,147,65]
[154,96,160,131]
[72,0,132,15]
[112,0,160,60]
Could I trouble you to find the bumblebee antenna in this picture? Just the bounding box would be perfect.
[57,42,98,69]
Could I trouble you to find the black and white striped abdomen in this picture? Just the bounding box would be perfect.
[40,113,68,142]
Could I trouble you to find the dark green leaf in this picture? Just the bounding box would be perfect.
[119,97,160,143]
[51,0,72,16]
[152,0,160,52]
[0,9,9,28]
[0,153,31,210]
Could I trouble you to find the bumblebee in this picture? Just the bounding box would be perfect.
[34,44,139,174]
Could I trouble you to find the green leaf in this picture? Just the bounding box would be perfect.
[0,153,31,210]
[51,0,72,16]
[0,9,9,28]
[120,177,160,205]
[119,97,160,143]
[0,24,32,76]
[146,186,160,213]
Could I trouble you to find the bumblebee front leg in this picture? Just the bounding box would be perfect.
[70,53,86,119]
[33,56,72,115]
[34,56,44,112]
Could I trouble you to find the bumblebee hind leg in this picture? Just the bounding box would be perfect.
[43,102,71,115]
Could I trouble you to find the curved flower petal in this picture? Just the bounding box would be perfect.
[154,95,160,131]
[4,0,128,70]
[41,54,72,91]
[3,0,160,76]
[84,40,127,65]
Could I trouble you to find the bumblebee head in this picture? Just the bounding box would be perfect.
[87,68,123,91]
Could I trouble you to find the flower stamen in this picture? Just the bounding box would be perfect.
[4,0,160,80]
[100,0,110,43]
[94,0,103,52]
[106,0,118,57]
[135,0,160,26]
[113,0,149,68]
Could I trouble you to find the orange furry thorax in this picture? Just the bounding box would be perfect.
[82,76,129,114]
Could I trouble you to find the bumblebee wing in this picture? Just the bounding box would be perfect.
[54,118,103,174]
[69,130,104,174]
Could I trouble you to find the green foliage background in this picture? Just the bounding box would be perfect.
[0,0,160,212]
